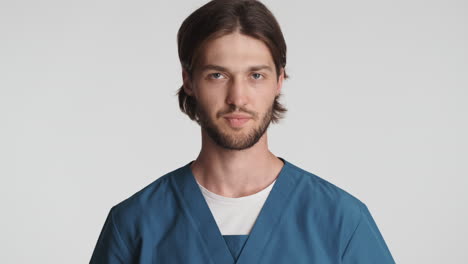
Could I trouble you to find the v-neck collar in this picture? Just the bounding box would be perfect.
[172,157,300,264]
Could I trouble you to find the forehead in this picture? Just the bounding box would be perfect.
[197,32,275,71]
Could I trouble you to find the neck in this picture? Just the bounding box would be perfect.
[190,129,284,198]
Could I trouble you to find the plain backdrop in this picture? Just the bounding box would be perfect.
[1,0,467,263]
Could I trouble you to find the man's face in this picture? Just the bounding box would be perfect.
[184,31,284,150]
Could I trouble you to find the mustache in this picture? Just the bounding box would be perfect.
[218,107,256,118]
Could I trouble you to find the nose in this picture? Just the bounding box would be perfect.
[226,76,249,108]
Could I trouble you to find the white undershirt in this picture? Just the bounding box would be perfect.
[196,179,277,235]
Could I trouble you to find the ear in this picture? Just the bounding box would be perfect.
[276,67,285,96]
[182,69,194,96]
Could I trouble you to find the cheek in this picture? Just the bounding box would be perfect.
[252,79,278,95]
[195,87,226,109]
[194,79,226,98]
[259,89,277,111]
[196,96,221,119]
[255,84,277,103]
[198,91,222,109]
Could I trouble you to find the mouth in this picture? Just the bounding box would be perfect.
[224,117,251,128]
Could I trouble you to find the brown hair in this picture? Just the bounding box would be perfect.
[176,0,289,124]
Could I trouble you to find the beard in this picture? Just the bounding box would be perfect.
[195,101,274,151]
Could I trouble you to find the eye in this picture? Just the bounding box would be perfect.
[209,72,225,79]
[252,73,264,80]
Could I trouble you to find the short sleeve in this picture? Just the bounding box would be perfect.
[341,203,395,264]
[90,207,133,264]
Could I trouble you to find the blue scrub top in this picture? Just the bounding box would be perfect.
[90,157,395,263]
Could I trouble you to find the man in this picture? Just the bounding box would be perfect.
[90,0,395,263]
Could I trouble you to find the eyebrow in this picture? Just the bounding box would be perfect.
[199,64,274,73]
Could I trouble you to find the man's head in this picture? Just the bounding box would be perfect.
[176,0,288,150]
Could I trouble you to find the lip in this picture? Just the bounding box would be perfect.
[223,115,251,128]
[223,114,252,119]
[224,118,250,128]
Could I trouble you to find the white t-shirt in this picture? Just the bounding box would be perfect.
[196,179,277,235]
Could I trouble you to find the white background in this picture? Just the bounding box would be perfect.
[1,0,467,263]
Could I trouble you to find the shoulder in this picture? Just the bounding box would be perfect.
[109,164,184,226]
[285,160,369,251]
[286,160,366,222]
[92,165,187,258]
